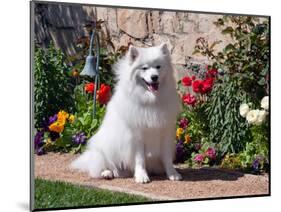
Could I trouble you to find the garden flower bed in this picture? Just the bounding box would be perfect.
[33,16,269,175]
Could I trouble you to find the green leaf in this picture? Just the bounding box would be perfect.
[224,44,235,53]
[258,77,266,86]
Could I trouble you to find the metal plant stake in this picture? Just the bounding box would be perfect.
[80,30,100,118]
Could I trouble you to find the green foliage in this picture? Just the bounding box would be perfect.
[196,16,270,99]
[35,179,150,209]
[57,84,106,153]
[220,153,243,170]
[73,83,106,134]
[34,44,74,128]
[220,124,269,172]
[206,75,251,156]
[238,124,269,171]
[181,104,209,143]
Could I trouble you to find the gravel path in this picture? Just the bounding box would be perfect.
[34,153,269,200]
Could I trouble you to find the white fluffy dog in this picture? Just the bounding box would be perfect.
[71,44,182,183]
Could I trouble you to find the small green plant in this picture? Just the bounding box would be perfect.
[220,153,243,170]
[238,124,269,172]
[34,43,74,128]
[58,84,106,153]
[220,124,269,172]
[34,82,108,154]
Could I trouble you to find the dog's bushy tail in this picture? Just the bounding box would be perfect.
[70,149,106,178]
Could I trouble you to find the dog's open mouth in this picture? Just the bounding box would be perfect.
[142,79,159,92]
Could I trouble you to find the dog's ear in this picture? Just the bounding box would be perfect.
[159,43,169,55]
[128,45,139,62]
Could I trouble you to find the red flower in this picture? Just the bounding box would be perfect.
[192,80,204,93]
[182,93,196,106]
[192,78,214,94]
[206,69,218,78]
[181,76,192,86]
[191,75,196,81]
[85,82,95,94]
[201,78,214,93]
[97,84,111,105]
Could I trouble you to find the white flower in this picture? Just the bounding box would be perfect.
[246,110,259,124]
[255,110,268,125]
[261,96,269,110]
[239,103,250,117]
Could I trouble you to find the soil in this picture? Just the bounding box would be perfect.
[34,153,269,200]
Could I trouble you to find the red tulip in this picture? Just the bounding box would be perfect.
[97,84,111,105]
[192,80,204,93]
[182,93,197,106]
[181,76,192,86]
[85,82,95,94]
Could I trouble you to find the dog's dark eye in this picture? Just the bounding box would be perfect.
[142,67,148,70]
[156,65,161,69]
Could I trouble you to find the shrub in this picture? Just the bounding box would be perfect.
[206,75,251,156]
[193,16,269,160]
[34,44,74,128]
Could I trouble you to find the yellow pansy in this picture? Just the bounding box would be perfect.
[45,138,53,147]
[57,110,69,125]
[184,134,191,144]
[176,128,184,138]
[49,121,65,133]
[68,114,75,123]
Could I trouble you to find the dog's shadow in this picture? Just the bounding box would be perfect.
[151,168,244,182]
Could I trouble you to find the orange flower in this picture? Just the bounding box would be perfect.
[184,134,191,144]
[49,121,64,133]
[97,84,111,105]
[57,110,69,125]
[72,69,79,77]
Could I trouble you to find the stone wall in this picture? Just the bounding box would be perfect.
[34,3,233,73]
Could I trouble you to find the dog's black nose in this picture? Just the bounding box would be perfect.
[151,75,159,82]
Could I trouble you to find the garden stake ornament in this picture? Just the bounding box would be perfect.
[80,29,100,118]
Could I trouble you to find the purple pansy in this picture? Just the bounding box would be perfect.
[252,156,263,171]
[175,140,186,163]
[48,114,58,125]
[34,130,45,155]
[72,132,87,145]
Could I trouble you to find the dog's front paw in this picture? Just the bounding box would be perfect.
[101,170,114,179]
[168,172,182,181]
[135,172,150,183]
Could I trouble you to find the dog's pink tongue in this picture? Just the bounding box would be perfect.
[149,83,159,92]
